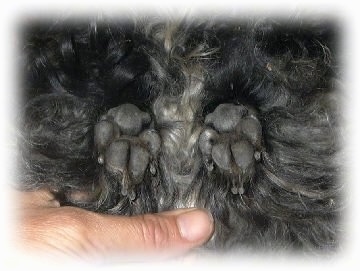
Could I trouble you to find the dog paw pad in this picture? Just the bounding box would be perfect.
[200,103,264,195]
[94,104,160,201]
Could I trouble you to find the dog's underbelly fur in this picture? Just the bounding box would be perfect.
[18,16,343,252]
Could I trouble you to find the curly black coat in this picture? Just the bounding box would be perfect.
[18,15,343,253]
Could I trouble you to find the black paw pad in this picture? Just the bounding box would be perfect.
[94,104,160,201]
[103,103,151,136]
[205,103,247,133]
[200,103,264,195]
[212,143,232,171]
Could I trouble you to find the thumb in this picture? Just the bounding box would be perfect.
[88,208,214,259]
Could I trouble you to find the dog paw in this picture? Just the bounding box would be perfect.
[94,104,160,201]
[199,103,263,195]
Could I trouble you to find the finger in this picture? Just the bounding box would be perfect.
[16,192,214,260]
[14,190,60,209]
[87,208,214,260]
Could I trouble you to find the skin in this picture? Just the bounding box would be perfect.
[15,190,214,262]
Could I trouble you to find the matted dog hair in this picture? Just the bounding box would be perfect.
[17,13,344,253]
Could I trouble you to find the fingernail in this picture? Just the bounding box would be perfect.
[176,209,214,242]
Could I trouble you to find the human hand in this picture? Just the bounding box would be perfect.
[15,190,214,262]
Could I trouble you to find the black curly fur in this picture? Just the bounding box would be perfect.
[17,15,343,253]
